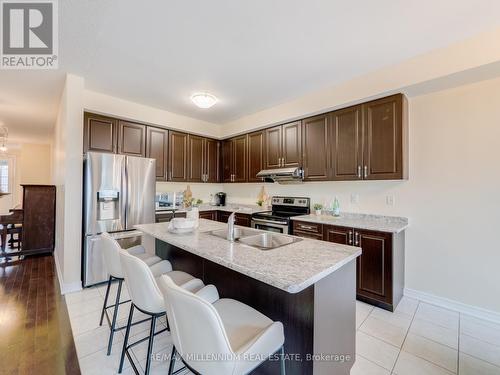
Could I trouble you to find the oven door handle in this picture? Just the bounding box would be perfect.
[251,218,289,226]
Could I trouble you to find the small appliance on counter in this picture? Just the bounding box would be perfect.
[214,192,226,206]
[251,196,310,234]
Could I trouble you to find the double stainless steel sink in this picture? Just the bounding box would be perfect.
[209,228,302,250]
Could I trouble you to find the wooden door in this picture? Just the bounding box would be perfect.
[363,94,403,180]
[356,229,393,305]
[232,135,247,182]
[117,121,146,156]
[204,138,220,183]
[83,112,117,153]
[221,140,233,182]
[323,225,353,245]
[264,125,282,169]
[146,127,168,181]
[302,115,329,181]
[282,121,302,168]
[247,130,265,182]
[187,134,204,182]
[169,131,188,182]
[330,106,363,180]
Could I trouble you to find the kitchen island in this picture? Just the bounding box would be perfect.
[136,219,361,375]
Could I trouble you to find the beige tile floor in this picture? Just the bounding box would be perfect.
[65,283,500,375]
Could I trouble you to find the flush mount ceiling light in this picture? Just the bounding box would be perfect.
[191,92,218,109]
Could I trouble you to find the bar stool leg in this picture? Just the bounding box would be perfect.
[280,346,286,375]
[107,278,123,355]
[168,346,176,375]
[144,315,157,375]
[119,304,135,373]
[99,276,112,326]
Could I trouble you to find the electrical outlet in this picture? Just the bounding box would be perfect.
[350,193,359,204]
[386,195,395,206]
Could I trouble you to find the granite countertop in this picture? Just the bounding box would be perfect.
[135,219,361,294]
[156,203,265,215]
[291,212,409,233]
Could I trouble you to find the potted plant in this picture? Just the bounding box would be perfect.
[313,203,323,215]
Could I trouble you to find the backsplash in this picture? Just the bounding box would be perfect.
[222,180,409,217]
[156,182,223,205]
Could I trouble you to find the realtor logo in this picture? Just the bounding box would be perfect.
[1,0,58,69]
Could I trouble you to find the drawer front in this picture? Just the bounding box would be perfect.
[293,229,323,240]
[293,220,322,234]
[156,212,173,223]
[199,211,216,220]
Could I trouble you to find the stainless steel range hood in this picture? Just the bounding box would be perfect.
[256,167,304,184]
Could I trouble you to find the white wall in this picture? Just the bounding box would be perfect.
[53,74,85,293]
[224,77,500,314]
[222,26,500,137]
[83,90,222,138]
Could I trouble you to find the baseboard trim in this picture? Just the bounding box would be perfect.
[54,250,82,295]
[404,287,500,325]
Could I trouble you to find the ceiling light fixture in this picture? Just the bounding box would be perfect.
[191,92,218,109]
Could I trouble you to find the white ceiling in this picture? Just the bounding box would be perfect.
[2,0,500,140]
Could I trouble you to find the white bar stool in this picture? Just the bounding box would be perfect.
[118,249,217,375]
[99,232,200,358]
[159,274,286,375]
[100,232,167,355]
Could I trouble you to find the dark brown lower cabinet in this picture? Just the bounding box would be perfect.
[216,211,251,227]
[199,210,217,221]
[293,220,404,311]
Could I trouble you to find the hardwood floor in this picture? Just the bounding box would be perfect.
[0,254,80,375]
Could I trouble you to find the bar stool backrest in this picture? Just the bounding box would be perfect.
[119,250,164,314]
[159,275,235,375]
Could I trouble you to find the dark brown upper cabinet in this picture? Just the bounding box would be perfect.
[117,121,146,156]
[204,138,220,183]
[247,130,265,182]
[363,94,405,180]
[264,125,281,169]
[329,105,363,180]
[302,115,330,181]
[83,112,117,154]
[222,140,233,183]
[187,135,220,183]
[223,135,248,182]
[169,131,188,182]
[232,135,247,182]
[187,134,205,182]
[264,121,301,169]
[146,127,168,181]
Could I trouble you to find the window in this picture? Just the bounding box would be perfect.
[0,159,9,193]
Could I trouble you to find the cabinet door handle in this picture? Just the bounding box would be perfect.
[348,231,353,245]
[354,232,360,246]
[357,166,362,179]
[364,165,368,179]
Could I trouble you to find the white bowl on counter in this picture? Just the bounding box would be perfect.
[168,218,197,234]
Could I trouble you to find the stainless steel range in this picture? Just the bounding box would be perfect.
[251,197,310,234]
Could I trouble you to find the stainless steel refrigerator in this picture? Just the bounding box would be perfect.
[82,152,156,286]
